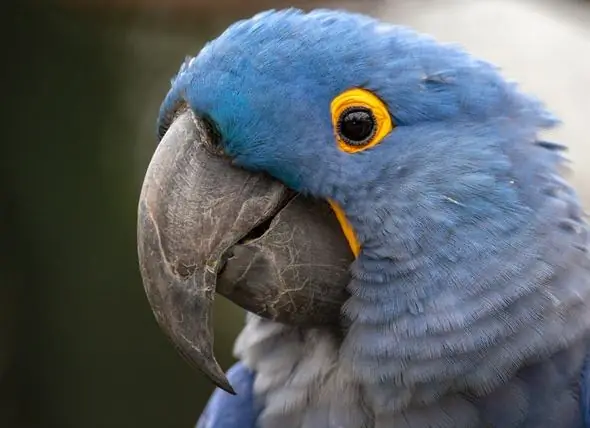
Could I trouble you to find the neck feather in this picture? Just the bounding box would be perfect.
[337,134,590,413]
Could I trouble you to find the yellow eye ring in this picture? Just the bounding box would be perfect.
[331,88,394,153]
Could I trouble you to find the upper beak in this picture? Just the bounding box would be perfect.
[137,109,353,393]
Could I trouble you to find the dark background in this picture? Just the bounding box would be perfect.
[2,1,588,427]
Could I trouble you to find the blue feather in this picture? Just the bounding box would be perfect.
[156,8,590,427]
[196,362,260,428]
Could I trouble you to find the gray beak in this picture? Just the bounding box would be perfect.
[137,109,353,393]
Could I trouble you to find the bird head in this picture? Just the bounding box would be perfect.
[138,9,587,394]
[181,9,554,188]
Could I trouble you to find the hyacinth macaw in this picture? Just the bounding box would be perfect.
[136,8,590,428]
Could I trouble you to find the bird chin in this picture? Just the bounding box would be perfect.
[137,109,353,393]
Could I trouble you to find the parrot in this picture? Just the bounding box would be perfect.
[136,8,590,428]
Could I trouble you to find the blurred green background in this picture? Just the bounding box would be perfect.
[3,0,589,427]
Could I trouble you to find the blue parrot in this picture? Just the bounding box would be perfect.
[137,8,590,428]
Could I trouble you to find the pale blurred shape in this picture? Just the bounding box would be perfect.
[374,0,590,206]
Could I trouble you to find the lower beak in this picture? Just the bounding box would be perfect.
[137,109,353,393]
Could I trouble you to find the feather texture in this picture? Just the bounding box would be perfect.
[173,9,590,427]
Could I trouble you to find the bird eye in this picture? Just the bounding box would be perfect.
[331,88,394,153]
[338,107,376,145]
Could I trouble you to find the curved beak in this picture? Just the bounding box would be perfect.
[137,109,353,393]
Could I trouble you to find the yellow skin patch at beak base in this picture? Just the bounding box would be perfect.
[328,200,361,258]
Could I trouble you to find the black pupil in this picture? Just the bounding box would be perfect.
[339,108,375,145]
